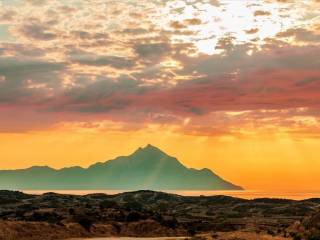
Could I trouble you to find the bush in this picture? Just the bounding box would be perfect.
[79,218,93,231]
[161,216,178,229]
[126,211,142,222]
[267,229,276,236]
[100,200,118,209]
[123,200,143,211]
[30,211,62,223]
[75,216,94,231]
[187,228,196,236]
[291,232,303,240]
[307,232,320,240]
[69,208,75,215]
[158,202,169,212]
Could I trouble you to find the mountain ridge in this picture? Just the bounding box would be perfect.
[0,144,243,190]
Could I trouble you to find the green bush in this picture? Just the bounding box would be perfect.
[100,200,118,209]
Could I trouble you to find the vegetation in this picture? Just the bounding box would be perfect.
[0,190,319,240]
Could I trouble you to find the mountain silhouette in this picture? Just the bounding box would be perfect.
[0,144,243,190]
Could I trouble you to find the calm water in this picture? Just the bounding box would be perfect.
[23,189,320,200]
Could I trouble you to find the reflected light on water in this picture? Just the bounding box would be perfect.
[23,189,320,200]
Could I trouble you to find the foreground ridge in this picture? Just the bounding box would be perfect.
[0,190,319,240]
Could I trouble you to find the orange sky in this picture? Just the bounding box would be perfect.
[0,0,320,191]
[1,126,320,191]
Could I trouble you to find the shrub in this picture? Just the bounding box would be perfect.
[123,200,143,211]
[75,216,94,231]
[187,228,196,236]
[161,216,178,229]
[100,200,118,209]
[126,211,142,222]
[69,208,75,215]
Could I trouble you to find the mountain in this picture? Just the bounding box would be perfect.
[0,144,243,190]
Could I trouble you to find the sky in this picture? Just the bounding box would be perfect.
[0,0,320,191]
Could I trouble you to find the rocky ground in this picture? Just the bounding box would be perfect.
[0,190,319,240]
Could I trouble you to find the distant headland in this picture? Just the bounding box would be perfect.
[0,144,242,191]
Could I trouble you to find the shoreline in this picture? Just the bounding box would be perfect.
[21,189,320,200]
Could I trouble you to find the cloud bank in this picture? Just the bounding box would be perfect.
[0,0,319,138]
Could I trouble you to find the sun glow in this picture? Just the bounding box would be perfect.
[158,0,311,55]
[1,125,320,190]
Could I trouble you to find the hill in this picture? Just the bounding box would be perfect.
[0,190,319,240]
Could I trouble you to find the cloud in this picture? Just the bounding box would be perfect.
[184,18,202,26]
[0,40,319,136]
[0,43,45,57]
[0,0,319,138]
[25,0,49,6]
[170,21,186,30]
[0,9,16,22]
[134,42,171,62]
[208,0,220,7]
[70,53,136,69]
[276,28,320,43]
[46,44,320,118]
[254,10,271,16]
[17,23,57,40]
[70,31,109,41]
[0,57,64,104]
[245,28,259,34]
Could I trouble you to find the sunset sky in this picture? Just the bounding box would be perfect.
[0,0,320,191]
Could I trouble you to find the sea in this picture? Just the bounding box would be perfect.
[23,189,320,200]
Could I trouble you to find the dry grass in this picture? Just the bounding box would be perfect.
[0,220,186,240]
[0,221,292,240]
[0,221,91,240]
[196,231,291,240]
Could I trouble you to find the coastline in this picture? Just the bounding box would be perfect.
[23,189,320,200]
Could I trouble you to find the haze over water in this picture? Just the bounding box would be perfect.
[24,190,320,200]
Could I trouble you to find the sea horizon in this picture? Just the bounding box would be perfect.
[20,189,320,200]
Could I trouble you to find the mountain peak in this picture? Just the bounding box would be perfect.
[144,144,161,151]
[134,144,166,155]
[0,145,243,190]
